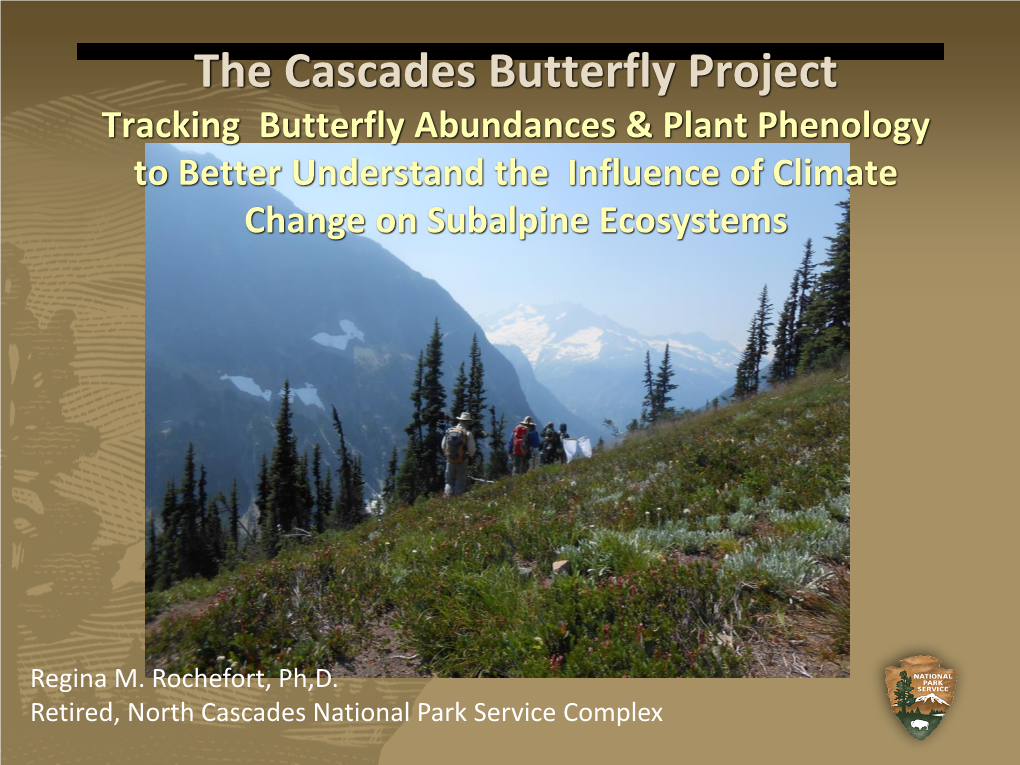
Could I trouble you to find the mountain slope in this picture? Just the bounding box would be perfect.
[148,366,851,678]
[146,144,534,512]
[479,303,740,427]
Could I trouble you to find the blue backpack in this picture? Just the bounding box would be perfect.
[445,427,467,464]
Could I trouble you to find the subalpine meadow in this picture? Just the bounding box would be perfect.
[147,366,850,678]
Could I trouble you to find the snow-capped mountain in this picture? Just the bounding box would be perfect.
[478,304,740,428]
[913,693,950,706]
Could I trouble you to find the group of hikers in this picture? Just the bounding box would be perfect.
[441,412,572,497]
[512,416,571,473]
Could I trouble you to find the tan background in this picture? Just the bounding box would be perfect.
[3,1,1016,761]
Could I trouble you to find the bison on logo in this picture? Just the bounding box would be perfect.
[884,655,956,740]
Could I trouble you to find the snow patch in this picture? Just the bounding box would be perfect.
[220,375,271,401]
[282,383,326,410]
[312,319,365,351]
[486,305,554,364]
[553,327,604,361]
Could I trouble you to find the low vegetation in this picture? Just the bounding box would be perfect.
[148,365,850,678]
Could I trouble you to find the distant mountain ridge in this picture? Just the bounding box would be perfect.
[145,144,536,513]
[479,303,740,427]
[493,343,601,439]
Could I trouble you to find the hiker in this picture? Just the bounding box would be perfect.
[528,418,542,471]
[442,412,477,497]
[558,423,570,463]
[540,422,562,466]
[508,416,541,475]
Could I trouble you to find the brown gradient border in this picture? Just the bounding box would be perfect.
[3,2,1017,762]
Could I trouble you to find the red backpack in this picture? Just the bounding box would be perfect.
[512,425,530,456]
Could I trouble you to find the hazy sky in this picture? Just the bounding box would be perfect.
[171,141,849,347]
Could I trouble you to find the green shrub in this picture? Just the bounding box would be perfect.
[727,511,754,534]
[723,538,830,594]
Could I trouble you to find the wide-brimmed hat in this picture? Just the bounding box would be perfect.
[520,416,535,427]
[456,411,475,422]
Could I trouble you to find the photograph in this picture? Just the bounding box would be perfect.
[143,141,851,678]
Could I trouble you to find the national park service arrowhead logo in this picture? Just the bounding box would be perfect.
[884,655,956,740]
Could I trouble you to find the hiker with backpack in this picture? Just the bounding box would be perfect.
[442,412,477,497]
[540,422,561,466]
[508,416,541,475]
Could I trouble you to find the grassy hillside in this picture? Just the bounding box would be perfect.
[147,365,850,678]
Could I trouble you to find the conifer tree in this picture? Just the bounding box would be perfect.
[257,453,278,556]
[734,286,773,397]
[331,406,364,529]
[466,334,488,474]
[796,238,817,350]
[754,285,773,390]
[467,334,487,416]
[198,470,222,577]
[771,275,801,385]
[205,492,224,575]
[320,458,335,532]
[409,350,425,444]
[450,362,468,423]
[640,350,655,425]
[352,454,366,521]
[799,200,850,372]
[197,465,208,523]
[178,443,200,579]
[382,446,399,511]
[734,313,761,399]
[268,381,301,535]
[146,512,160,592]
[228,479,240,554]
[196,465,214,576]
[421,319,447,494]
[652,343,678,421]
[332,406,353,527]
[295,451,314,531]
[487,406,509,480]
[256,453,270,532]
[152,447,230,588]
[396,437,424,506]
[157,479,178,588]
[396,351,427,505]
[311,444,327,533]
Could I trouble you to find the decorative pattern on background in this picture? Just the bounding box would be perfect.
[2,87,426,763]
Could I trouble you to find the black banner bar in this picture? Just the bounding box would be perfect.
[77,42,944,62]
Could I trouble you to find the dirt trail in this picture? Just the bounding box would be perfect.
[330,610,430,678]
